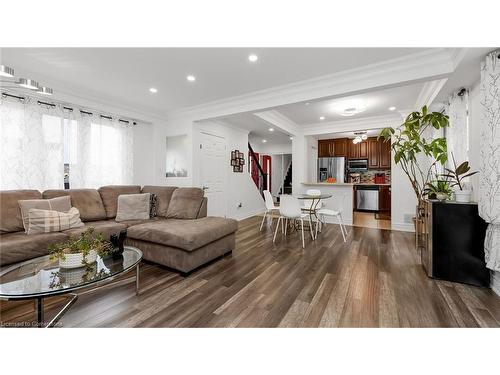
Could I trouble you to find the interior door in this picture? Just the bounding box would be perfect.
[200,132,227,217]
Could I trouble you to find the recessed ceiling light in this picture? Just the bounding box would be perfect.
[262,139,267,143]
[268,128,274,132]
[388,106,396,111]
[149,87,158,93]
[248,54,258,62]
[305,102,310,106]
[0,65,14,78]
[186,75,196,82]
[17,78,39,90]
[289,136,293,140]
[319,116,325,121]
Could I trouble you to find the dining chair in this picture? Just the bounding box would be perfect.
[315,193,348,242]
[260,190,280,231]
[273,195,314,248]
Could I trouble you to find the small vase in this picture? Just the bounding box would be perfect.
[454,190,472,203]
[435,193,448,201]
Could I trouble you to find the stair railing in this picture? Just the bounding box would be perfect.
[248,142,268,197]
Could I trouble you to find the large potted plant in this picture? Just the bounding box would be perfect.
[49,227,112,269]
[380,106,449,232]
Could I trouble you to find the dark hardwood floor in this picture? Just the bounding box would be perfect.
[2,215,500,328]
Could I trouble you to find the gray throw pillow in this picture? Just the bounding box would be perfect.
[115,193,151,222]
[18,195,72,233]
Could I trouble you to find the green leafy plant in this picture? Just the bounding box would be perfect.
[49,227,112,264]
[441,152,478,191]
[379,105,449,205]
[424,179,452,200]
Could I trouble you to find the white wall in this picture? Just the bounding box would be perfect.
[133,124,155,186]
[193,120,265,220]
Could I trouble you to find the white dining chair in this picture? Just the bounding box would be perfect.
[302,189,323,211]
[315,193,348,242]
[273,195,314,248]
[260,190,280,231]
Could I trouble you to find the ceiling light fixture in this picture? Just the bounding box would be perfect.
[305,102,310,106]
[186,75,196,82]
[248,54,258,62]
[388,106,396,111]
[37,87,53,96]
[352,131,368,144]
[149,87,158,93]
[268,128,274,132]
[332,99,367,117]
[262,139,267,143]
[0,65,14,78]
[289,136,293,140]
[17,78,40,90]
[319,116,325,121]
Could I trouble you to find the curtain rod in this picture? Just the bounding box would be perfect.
[1,91,149,126]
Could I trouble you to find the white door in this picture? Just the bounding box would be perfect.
[200,132,227,217]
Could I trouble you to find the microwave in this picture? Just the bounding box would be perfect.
[348,159,368,171]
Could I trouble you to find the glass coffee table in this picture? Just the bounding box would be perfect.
[0,246,142,328]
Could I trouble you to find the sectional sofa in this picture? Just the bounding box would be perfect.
[0,185,238,275]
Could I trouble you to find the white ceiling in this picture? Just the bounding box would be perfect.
[0,47,430,117]
[276,82,425,125]
[219,112,292,147]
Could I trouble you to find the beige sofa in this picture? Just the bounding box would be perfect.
[0,185,238,275]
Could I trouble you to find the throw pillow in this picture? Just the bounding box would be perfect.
[18,196,72,233]
[115,193,151,222]
[27,207,84,235]
[149,193,158,218]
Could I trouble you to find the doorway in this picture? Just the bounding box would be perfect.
[199,132,227,217]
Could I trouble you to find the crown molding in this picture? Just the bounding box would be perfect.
[166,48,456,121]
[300,114,402,136]
[414,78,448,110]
[253,110,300,135]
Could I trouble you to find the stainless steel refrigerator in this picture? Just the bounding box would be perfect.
[317,157,346,183]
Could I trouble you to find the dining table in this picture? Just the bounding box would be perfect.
[296,194,333,239]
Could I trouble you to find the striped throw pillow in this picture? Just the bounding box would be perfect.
[27,207,84,235]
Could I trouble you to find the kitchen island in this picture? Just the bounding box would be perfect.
[301,182,391,225]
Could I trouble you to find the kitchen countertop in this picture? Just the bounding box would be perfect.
[302,182,391,186]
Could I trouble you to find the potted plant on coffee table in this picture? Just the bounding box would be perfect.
[49,227,113,269]
[441,153,478,203]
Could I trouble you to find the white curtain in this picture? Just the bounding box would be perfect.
[0,98,65,190]
[69,113,133,188]
[446,91,469,167]
[479,50,500,272]
[0,96,134,191]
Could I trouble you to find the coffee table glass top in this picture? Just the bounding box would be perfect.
[0,246,142,299]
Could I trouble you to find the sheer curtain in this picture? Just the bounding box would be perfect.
[479,50,500,272]
[446,91,469,166]
[0,98,64,190]
[69,113,133,188]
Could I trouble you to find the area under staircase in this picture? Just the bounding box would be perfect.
[277,161,292,201]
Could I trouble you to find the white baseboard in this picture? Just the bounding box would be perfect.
[491,271,500,297]
[391,222,415,232]
[235,209,266,221]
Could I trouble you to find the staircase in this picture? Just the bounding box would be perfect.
[277,161,292,200]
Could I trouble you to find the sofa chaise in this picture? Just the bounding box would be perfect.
[0,185,238,275]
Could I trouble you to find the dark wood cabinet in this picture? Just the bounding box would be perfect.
[333,138,347,157]
[379,186,391,211]
[379,139,391,168]
[348,141,359,159]
[318,139,333,157]
[359,141,368,159]
[368,138,379,168]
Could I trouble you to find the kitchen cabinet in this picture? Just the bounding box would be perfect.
[333,138,347,157]
[348,140,368,159]
[318,139,333,157]
[368,138,379,168]
[379,186,391,211]
[379,139,391,168]
[318,138,348,157]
